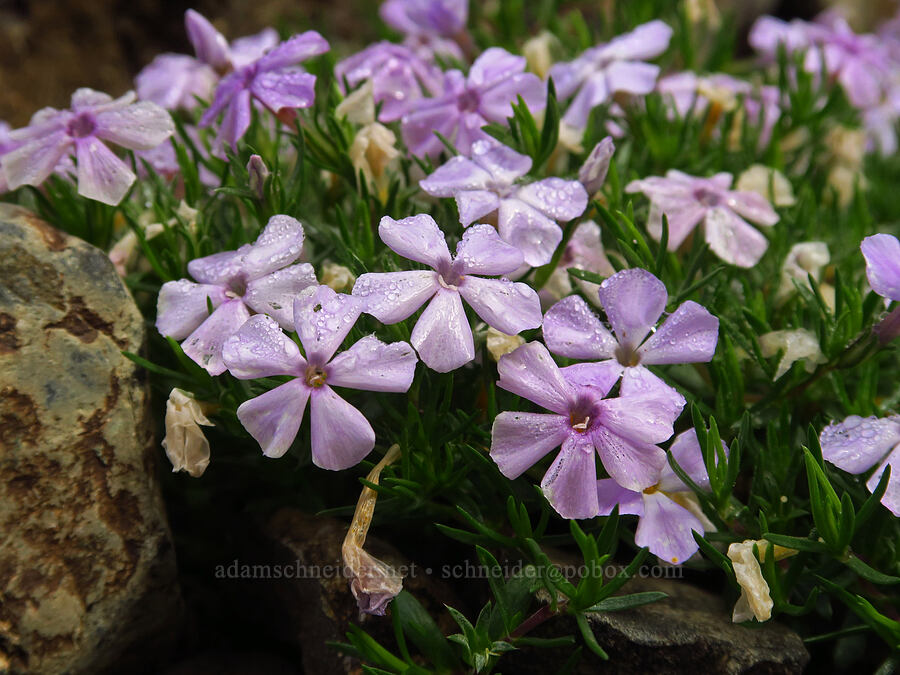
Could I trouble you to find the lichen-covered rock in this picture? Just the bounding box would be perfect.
[0,205,181,674]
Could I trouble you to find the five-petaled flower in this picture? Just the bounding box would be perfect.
[223,285,417,468]
[542,268,718,417]
[420,140,588,266]
[625,170,779,267]
[136,9,278,111]
[490,341,683,519]
[549,20,673,130]
[401,48,545,158]
[1,88,173,205]
[199,31,330,150]
[352,214,542,372]
[820,415,900,516]
[156,215,316,375]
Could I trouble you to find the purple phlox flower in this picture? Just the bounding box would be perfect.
[625,170,779,267]
[222,285,417,467]
[543,268,716,419]
[136,10,278,111]
[199,31,330,150]
[419,139,588,266]
[1,89,174,205]
[549,20,673,130]
[820,415,900,516]
[401,48,545,158]
[579,136,615,196]
[489,341,682,519]
[380,0,468,60]
[335,42,444,122]
[156,215,316,375]
[862,233,900,343]
[351,214,542,372]
[657,71,781,147]
[539,220,615,309]
[597,429,724,564]
[750,13,893,109]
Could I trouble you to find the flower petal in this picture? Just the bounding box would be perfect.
[470,139,532,184]
[596,479,644,516]
[867,445,900,517]
[222,314,306,379]
[498,198,563,267]
[309,385,375,470]
[591,426,666,491]
[561,72,610,129]
[251,70,317,113]
[182,298,251,375]
[516,177,588,223]
[618,366,685,423]
[156,279,228,340]
[598,268,667,352]
[636,491,704,565]
[378,214,452,270]
[639,300,719,365]
[602,20,673,61]
[1,131,70,190]
[327,335,418,392]
[243,214,307,278]
[542,295,618,360]
[244,263,318,329]
[411,289,474,372]
[220,88,253,149]
[74,136,136,205]
[419,156,492,196]
[257,31,330,71]
[237,380,309,458]
[401,98,461,158]
[659,428,720,493]
[861,234,900,302]
[94,101,174,150]
[541,434,600,519]
[820,415,900,474]
[704,207,769,268]
[490,411,570,478]
[605,60,660,96]
[726,191,779,227]
[352,270,437,323]
[185,9,231,70]
[479,72,546,123]
[560,362,622,398]
[456,190,501,227]
[497,341,573,415]
[453,224,523,275]
[597,394,677,445]
[468,48,527,90]
[294,285,363,364]
[458,276,541,335]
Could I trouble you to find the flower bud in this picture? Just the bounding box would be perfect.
[161,388,213,477]
[247,154,269,200]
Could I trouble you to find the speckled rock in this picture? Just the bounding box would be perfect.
[0,205,181,674]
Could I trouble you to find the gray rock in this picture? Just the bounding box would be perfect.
[503,574,810,674]
[0,205,181,674]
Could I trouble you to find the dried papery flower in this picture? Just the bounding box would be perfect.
[162,389,214,477]
[320,262,356,292]
[343,444,404,615]
[736,164,796,207]
[523,31,557,79]
[349,122,401,200]
[486,327,525,362]
[336,80,376,126]
[728,540,797,622]
[774,242,831,306]
[759,329,827,379]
